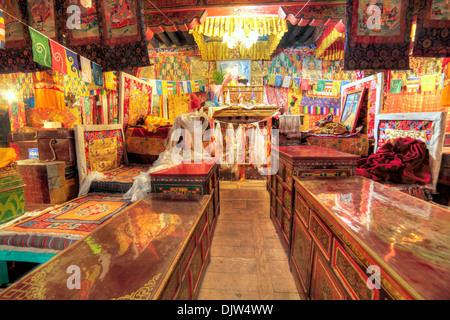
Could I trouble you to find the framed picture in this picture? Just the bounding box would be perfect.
[340,87,366,133]
[216,60,251,86]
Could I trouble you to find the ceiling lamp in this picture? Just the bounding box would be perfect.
[80,0,93,8]
[222,22,259,49]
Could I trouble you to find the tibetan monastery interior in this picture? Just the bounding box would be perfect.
[0,0,449,302]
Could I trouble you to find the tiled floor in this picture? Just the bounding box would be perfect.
[197,180,302,300]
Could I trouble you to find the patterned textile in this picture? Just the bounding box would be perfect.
[300,96,341,116]
[168,94,190,122]
[154,54,190,81]
[125,133,166,156]
[268,51,302,78]
[26,107,81,129]
[412,0,450,57]
[0,193,132,250]
[377,120,433,150]
[123,77,152,127]
[83,129,124,173]
[306,134,369,157]
[90,165,150,193]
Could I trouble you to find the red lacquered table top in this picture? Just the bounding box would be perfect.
[0,193,210,300]
[150,162,215,177]
[278,145,360,160]
[295,176,450,300]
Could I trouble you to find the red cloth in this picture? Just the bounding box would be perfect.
[356,137,431,185]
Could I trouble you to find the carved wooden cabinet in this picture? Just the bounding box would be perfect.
[269,145,359,253]
[150,162,220,241]
[0,194,214,300]
[290,176,450,300]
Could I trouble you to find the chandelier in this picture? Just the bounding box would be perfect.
[222,22,259,49]
[80,0,93,8]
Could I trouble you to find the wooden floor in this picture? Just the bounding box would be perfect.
[197,180,302,300]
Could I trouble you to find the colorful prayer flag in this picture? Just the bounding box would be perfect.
[92,62,103,86]
[104,71,117,91]
[292,77,300,90]
[0,10,5,50]
[421,75,436,92]
[274,75,283,87]
[29,27,52,68]
[65,48,79,78]
[190,80,196,93]
[166,81,173,95]
[332,81,341,95]
[390,79,402,93]
[406,77,420,92]
[49,40,67,74]
[187,81,192,93]
[194,80,200,92]
[268,74,276,86]
[282,76,291,88]
[301,78,309,90]
[162,81,168,95]
[80,56,92,83]
[324,80,333,92]
[316,80,326,92]
[156,80,163,95]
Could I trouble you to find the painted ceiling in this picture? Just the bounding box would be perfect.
[0,0,346,73]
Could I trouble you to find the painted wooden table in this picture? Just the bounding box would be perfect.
[150,162,220,240]
[0,193,214,300]
[291,176,450,300]
[268,145,360,253]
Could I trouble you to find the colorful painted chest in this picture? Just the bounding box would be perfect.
[269,145,360,253]
[290,176,450,300]
[0,193,214,300]
[17,159,78,206]
[0,162,25,225]
[150,162,220,239]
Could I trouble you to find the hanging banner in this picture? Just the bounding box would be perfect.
[92,62,103,86]
[156,80,163,95]
[274,75,283,87]
[316,80,326,92]
[282,76,291,88]
[29,27,52,68]
[65,48,79,78]
[104,71,117,91]
[292,77,300,90]
[390,79,403,93]
[406,77,420,92]
[332,81,341,95]
[80,56,92,83]
[301,78,310,90]
[268,74,276,86]
[49,40,67,74]
[421,75,436,92]
[0,10,5,50]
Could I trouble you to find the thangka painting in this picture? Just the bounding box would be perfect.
[65,0,101,45]
[155,55,190,81]
[103,0,139,45]
[354,0,406,43]
[0,0,26,47]
[27,0,57,39]
[189,56,208,83]
[269,51,302,78]
[302,56,322,80]
[345,0,414,70]
[412,0,450,57]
